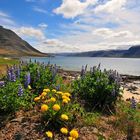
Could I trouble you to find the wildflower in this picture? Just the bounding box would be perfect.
[61,114,68,121]
[53,104,60,111]
[57,91,63,95]
[24,72,31,88]
[41,104,49,112]
[60,127,68,135]
[18,85,24,96]
[69,129,79,139]
[62,96,70,101]
[34,97,40,102]
[43,88,50,93]
[64,92,71,97]
[68,137,75,140]
[46,131,53,138]
[50,97,56,102]
[41,92,47,97]
[0,81,5,87]
[130,97,137,109]
[52,89,57,93]
[62,99,68,104]
[28,85,32,90]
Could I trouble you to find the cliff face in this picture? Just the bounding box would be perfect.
[0,26,47,57]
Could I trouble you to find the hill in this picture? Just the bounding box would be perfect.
[0,26,47,57]
[62,46,140,58]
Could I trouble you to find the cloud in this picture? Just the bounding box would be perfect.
[15,27,45,40]
[33,6,48,14]
[94,0,127,13]
[35,38,79,53]
[0,11,15,26]
[53,0,97,19]
[38,23,48,29]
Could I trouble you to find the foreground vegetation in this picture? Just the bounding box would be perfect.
[0,59,140,139]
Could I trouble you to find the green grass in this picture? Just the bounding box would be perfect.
[0,57,19,65]
[0,57,19,77]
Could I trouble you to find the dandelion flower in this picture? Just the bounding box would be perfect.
[61,114,69,121]
[50,97,56,102]
[64,92,71,97]
[60,127,68,135]
[68,137,75,140]
[62,99,68,104]
[46,131,53,138]
[52,89,57,93]
[43,88,50,93]
[70,129,79,139]
[41,92,47,97]
[34,97,40,102]
[57,91,63,95]
[53,104,60,111]
[41,104,48,112]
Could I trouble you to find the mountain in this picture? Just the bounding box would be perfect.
[61,46,140,58]
[0,26,47,57]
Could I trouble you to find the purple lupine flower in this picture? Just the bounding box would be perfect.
[18,85,24,96]
[24,72,31,88]
[56,85,60,91]
[7,69,12,81]
[111,89,116,96]
[0,81,5,87]
[11,71,16,82]
[15,66,20,79]
[130,97,137,109]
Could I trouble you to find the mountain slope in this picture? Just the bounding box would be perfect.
[63,46,140,58]
[0,26,46,57]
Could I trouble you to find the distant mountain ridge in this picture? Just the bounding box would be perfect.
[60,45,140,58]
[0,26,47,57]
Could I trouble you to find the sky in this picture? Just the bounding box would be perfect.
[0,0,140,53]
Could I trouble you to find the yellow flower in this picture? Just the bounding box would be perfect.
[70,129,79,139]
[34,97,40,102]
[45,131,53,138]
[50,97,56,102]
[61,114,69,121]
[41,104,49,112]
[43,89,50,93]
[64,92,71,97]
[62,96,70,101]
[28,85,32,89]
[62,99,68,104]
[52,89,57,93]
[57,91,63,95]
[60,127,68,135]
[68,137,75,140]
[53,104,60,111]
[41,92,47,97]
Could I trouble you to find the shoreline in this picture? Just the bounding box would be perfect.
[58,69,140,103]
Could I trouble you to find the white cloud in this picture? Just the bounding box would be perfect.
[38,23,48,29]
[94,0,127,13]
[53,0,97,18]
[33,7,47,14]
[15,27,45,40]
[0,11,15,26]
[35,38,79,53]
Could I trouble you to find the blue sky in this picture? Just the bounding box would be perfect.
[0,0,140,53]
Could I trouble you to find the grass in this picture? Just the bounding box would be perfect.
[0,57,19,77]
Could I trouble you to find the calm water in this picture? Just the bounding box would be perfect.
[22,56,140,76]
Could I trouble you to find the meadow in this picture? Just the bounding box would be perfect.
[0,58,140,140]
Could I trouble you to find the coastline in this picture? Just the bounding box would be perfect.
[58,69,140,103]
